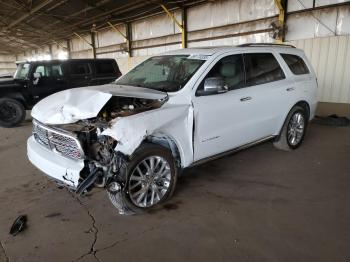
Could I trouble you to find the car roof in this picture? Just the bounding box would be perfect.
[163,44,303,56]
[17,58,115,65]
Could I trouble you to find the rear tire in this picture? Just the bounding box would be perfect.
[273,106,307,151]
[0,98,25,127]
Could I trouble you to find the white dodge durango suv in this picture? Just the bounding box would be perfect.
[27,43,318,214]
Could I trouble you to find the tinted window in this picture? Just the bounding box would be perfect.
[198,55,245,92]
[281,54,309,75]
[70,62,91,75]
[35,65,50,77]
[14,63,30,79]
[34,64,63,77]
[244,53,285,86]
[51,64,63,77]
[95,61,115,75]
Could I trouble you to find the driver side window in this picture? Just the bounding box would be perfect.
[34,64,63,78]
[197,54,245,93]
[34,65,50,77]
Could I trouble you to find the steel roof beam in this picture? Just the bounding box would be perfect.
[7,0,56,29]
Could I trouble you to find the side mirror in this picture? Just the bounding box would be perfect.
[33,72,41,85]
[197,77,228,96]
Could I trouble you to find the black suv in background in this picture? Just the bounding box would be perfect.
[0,59,121,127]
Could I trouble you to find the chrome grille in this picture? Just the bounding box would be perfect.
[33,124,49,146]
[33,120,84,160]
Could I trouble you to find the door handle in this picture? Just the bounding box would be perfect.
[286,87,295,91]
[240,96,252,102]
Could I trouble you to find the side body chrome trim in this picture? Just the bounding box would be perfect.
[189,135,275,168]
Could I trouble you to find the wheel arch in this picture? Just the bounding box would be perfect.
[145,133,183,168]
[1,93,27,109]
[294,100,310,121]
[275,100,311,138]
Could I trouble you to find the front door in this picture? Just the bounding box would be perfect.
[29,63,67,103]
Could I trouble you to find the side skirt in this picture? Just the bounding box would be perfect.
[189,135,275,168]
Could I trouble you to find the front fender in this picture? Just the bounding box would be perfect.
[101,104,194,168]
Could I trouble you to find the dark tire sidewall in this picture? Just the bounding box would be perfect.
[121,143,177,212]
[286,107,307,149]
[0,98,25,127]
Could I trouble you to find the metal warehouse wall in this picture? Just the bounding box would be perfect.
[4,0,350,109]
[0,54,17,75]
[291,35,350,104]
[286,0,350,105]
[97,0,278,73]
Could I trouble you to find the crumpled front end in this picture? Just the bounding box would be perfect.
[27,136,84,188]
[27,84,193,214]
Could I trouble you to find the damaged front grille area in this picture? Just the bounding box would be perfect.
[33,120,84,160]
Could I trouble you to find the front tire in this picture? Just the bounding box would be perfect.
[110,143,178,213]
[273,106,307,151]
[0,98,25,127]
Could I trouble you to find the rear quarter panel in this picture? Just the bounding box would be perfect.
[273,49,318,135]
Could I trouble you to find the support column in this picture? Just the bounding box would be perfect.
[274,0,287,42]
[66,39,71,59]
[126,22,132,57]
[182,7,188,48]
[91,31,97,59]
[48,44,53,58]
[161,4,186,48]
[107,21,131,57]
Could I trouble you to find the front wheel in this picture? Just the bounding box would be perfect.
[0,98,25,127]
[273,106,307,151]
[108,143,178,213]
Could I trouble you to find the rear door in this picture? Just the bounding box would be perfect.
[91,60,121,85]
[242,52,289,137]
[69,61,93,88]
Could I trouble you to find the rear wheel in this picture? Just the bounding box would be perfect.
[0,98,25,127]
[273,106,307,151]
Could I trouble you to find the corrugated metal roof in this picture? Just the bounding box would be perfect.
[0,0,206,54]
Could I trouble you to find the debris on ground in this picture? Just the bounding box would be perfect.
[9,215,27,236]
[44,212,61,218]
[313,115,350,126]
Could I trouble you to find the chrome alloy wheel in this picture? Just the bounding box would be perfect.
[128,156,171,208]
[287,112,305,146]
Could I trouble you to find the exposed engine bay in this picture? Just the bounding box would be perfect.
[28,84,194,214]
[50,96,167,213]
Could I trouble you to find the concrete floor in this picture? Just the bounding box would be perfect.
[0,116,349,262]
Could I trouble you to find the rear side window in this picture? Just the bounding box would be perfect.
[244,53,285,86]
[51,64,63,77]
[281,54,310,75]
[95,61,115,75]
[70,62,91,75]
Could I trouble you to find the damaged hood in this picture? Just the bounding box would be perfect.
[31,84,168,124]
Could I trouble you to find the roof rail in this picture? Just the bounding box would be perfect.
[237,43,296,48]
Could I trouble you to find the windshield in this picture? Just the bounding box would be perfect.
[14,63,30,80]
[116,55,205,92]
